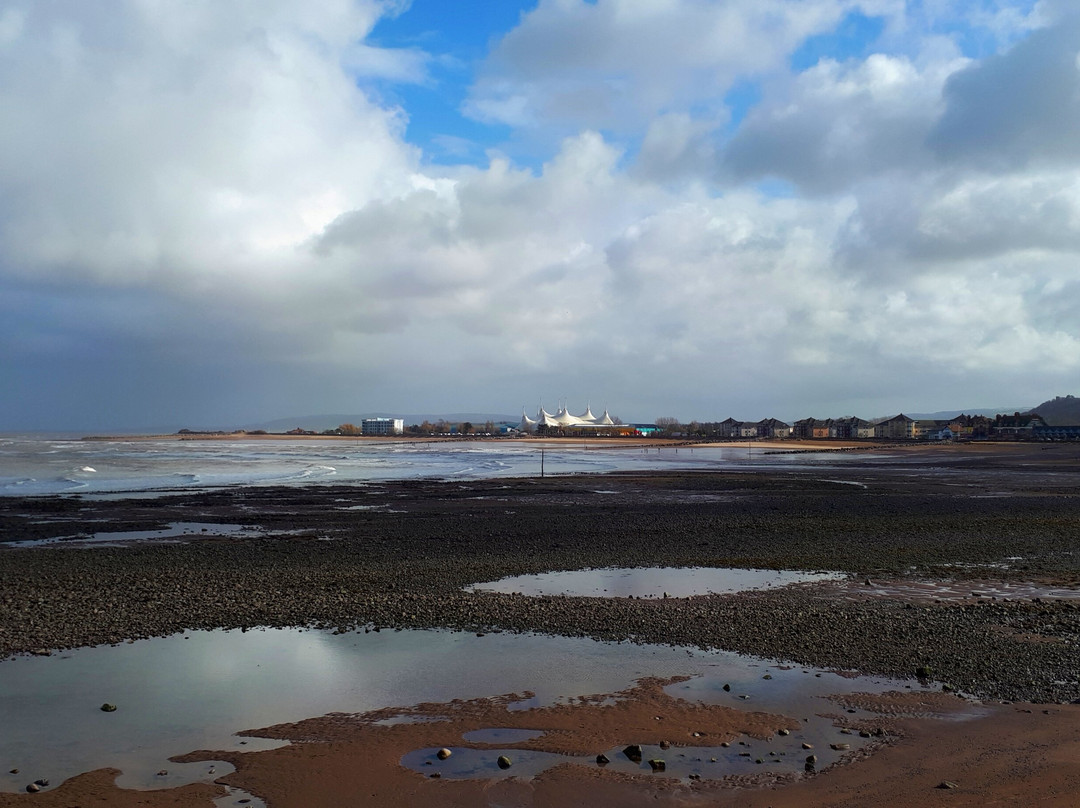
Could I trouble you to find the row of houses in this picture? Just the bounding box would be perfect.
[701,412,1078,441]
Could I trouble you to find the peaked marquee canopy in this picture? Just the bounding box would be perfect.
[518,404,617,432]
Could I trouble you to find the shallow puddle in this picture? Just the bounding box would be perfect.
[0,627,938,796]
[4,522,263,548]
[832,578,1080,602]
[468,567,844,598]
[461,728,545,743]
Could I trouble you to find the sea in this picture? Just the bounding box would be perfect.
[0,434,844,498]
[0,434,956,800]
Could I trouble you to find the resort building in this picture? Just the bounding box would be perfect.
[517,404,619,433]
[361,418,404,436]
[874,414,917,439]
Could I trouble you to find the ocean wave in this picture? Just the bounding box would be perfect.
[297,465,338,479]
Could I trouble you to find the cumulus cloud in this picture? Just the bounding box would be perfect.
[0,0,423,289]
[2,0,1079,429]
[465,0,887,132]
[721,51,962,192]
[928,15,1080,170]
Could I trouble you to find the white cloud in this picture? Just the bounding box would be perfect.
[465,0,881,132]
[0,0,423,289]
[722,51,966,192]
[2,0,1079,428]
[928,15,1080,169]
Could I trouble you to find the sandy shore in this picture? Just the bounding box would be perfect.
[4,681,1078,807]
[2,444,1079,806]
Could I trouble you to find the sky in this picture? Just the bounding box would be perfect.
[2,0,1079,430]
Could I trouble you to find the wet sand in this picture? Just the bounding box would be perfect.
[4,682,1079,808]
[1,443,1080,806]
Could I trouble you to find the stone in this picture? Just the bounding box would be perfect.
[802,743,814,749]
[25,784,40,793]
[806,754,817,764]
[100,703,117,712]
[830,743,850,751]
[33,779,48,787]
[937,781,959,789]
[720,742,730,748]
[623,744,643,763]
[777,729,790,736]
[659,740,670,750]
[762,674,772,680]
[648,759,666,772]
[722,683,731,691]
[156,770,168,777]
[596,753,610,765]
[497,755,512,770]
[8,769,18,774]
[916,666,933,678]
[436,748,452,760]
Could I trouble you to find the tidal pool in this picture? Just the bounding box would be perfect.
[1,627,930,797]
[3,522,264,549]
[468,566,845,598]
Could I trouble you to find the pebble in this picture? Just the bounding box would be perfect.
[3,475,1079,706]
[436,748,452,760]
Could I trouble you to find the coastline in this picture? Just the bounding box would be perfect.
[2,447,1079,806]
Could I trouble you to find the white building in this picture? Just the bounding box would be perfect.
[361,418,404,436]
[518,404,617,432]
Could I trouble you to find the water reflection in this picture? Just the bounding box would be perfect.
[468,567,844,598]
[1,627,927,795]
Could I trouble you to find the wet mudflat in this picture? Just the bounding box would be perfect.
[0,625,935,797]
[2,447,1080,702]
[1,444,1080,805]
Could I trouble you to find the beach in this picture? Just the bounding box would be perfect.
[1,441,1079,806]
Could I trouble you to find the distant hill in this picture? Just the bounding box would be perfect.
[1025,395,1080,426]
[245,413,520,432]
[906,406,1031,420]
